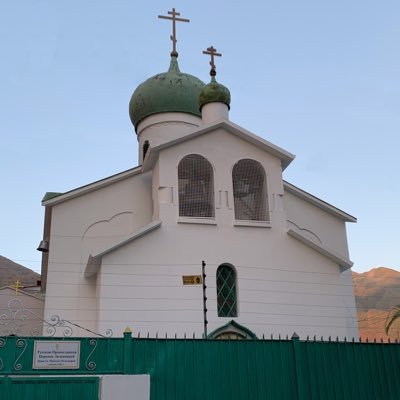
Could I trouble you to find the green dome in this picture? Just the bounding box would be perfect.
[198,76,231,110]
[129,57,205,129]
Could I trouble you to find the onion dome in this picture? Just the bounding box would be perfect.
[198,76,231,111]
[129,56,205,130]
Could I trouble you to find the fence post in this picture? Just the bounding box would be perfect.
[291,332,307,400]
[123,327,133,374]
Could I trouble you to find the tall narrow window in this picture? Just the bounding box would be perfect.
[232,159,268,221]
[216,264,237,317]
[178,154,215,218]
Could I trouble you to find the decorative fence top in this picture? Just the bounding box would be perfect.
[1,332,400,400]
[0,297,113,338]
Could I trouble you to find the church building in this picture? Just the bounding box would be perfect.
[38,9,358,340]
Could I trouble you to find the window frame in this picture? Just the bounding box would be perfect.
[216,264,238,318]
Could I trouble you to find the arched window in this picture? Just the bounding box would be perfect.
[232,159,268,221]
[208,321,257,339]
[216,264,237,317]
[178,154,215,218]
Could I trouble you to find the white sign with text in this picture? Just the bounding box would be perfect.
[33,341,80,369]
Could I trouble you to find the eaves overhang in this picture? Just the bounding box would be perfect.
[142,119,295,173]
[42,166,142,207]
[284,181,357,223]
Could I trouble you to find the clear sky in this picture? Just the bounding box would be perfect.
[0,1,399,274]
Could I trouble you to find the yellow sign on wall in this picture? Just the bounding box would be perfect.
[182,275,203,285]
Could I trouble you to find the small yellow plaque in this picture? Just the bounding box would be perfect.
[182,275,203,285]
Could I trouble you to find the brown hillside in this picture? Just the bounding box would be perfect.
[0,255,40,287]
[353,267,400,341]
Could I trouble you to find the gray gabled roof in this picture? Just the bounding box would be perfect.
[284,181,357,223]
[42,166,142,206]
[142,119,295,172]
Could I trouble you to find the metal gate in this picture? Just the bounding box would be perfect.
[0,376,99,400]
[1,333,400,399]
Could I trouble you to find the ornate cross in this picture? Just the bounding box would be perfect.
[203,46,222,76]
[158,8,190,57]
[11,279,23,296]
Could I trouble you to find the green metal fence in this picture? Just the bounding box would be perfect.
[1,334,400,400]
[0,377,99,400]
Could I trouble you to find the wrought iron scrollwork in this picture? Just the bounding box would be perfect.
[44,315,73,337]
[14,338,27,370]
[0,298,30,336]
[104,329,113,337]
[0,297,113,337]
[85,339,98,371]
[0,338,6,371]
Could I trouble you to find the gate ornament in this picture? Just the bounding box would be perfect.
[0,297,113,338]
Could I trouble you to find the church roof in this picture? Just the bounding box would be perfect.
[199,76,231,110]
[129,57,205,130]
[142,119,295,172]
[42,167,142,206]
[42,125,355,227]
[283,181,357,222]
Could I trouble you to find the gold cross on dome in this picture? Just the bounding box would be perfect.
[158,8,190,57]
[202,46,222,76]
[11,278,23,296]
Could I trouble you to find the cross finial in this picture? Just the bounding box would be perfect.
[158,8,190,58]
[11,279,23,296]
[202,46,222,77]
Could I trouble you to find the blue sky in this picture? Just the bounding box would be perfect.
[0,1,399,274]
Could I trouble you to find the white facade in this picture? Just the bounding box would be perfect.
[40,100,358,340]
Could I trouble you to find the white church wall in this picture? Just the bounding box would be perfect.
[43,172,153,335]
[154,128,286,229]
[42,123,357,340]
[97,221,358,340]
[137,112,202,163]
[151,159,161,221]
[284,190,350,258]
[201,102,229,124]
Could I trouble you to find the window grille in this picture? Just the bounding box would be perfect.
[232,159,268,221]
[178,154,215,218]
[216,264,237,317]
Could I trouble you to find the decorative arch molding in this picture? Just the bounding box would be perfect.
[82,212,134,238]
[286,220,322,244]
[81,212,134,263]
[208,320,258,340]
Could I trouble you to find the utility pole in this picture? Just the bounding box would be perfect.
[202,260,208,338]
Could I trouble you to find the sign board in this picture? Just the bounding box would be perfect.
[182,275,203,285]
[33,341,80,369]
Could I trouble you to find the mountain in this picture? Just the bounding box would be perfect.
[353,267,400,341]
[0,255,40,287]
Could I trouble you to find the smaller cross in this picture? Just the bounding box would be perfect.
[11,279,23,296]
[202,46,222,76]
[158,8,190,57]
